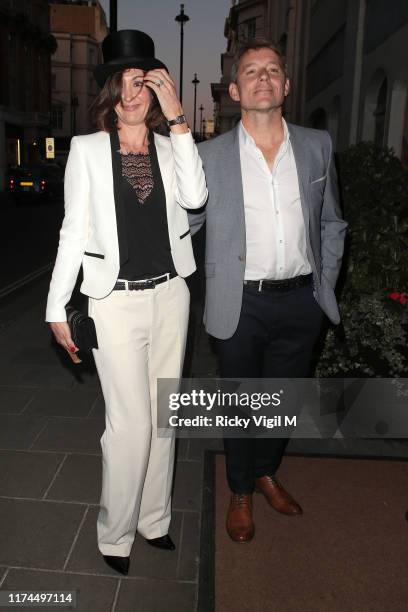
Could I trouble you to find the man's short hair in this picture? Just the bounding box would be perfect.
[230,38,288,82]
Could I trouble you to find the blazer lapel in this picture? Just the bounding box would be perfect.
[109,129,129,265]
[287,123,317,274]
[226,125,246,233]
[153,132,172,220]
[287,123,310,230]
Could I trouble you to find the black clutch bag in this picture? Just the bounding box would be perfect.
[65,306,98,352]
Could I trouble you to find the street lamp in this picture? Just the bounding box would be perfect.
[199,104,204,140]
[110,0,117,32]
[175,3,189,104]
[191,73,200,138]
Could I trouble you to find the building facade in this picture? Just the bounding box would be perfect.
[211,0,309,134]
[212,0,408,162]
[211,0,269,134]
[305,0,408,160]
[203,119,215,139]
[49,0,108,161]
[0,0,56,190]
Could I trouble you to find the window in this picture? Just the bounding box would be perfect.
[362,68,388,143]
[279,33,288,57]
[247,18,256,39]
[51,106,63,130]
[374,78,387,146]
[308,108,327,130]
[238,17,257,41]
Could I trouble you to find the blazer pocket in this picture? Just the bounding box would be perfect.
[310,175,327,185]
[84,251,105,259]
[204,262,215,278]
[180,229,191,240]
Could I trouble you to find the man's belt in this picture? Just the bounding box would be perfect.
[243,273,312,292]
[114,272,177,291]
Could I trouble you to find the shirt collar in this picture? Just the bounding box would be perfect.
[239,117,290,148]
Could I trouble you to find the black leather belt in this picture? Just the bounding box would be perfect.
[244,273,312,291]
[114,272,177,291]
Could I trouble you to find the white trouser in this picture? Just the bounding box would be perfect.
[89,275,190,556]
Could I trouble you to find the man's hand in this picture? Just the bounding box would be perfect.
[49,321,81,364]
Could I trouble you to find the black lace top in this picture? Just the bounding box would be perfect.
[121,150,153,204]
[116,135,176,280]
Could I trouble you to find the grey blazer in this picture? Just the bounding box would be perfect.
[189,123,348,340]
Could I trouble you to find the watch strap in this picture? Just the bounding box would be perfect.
[167,114,187,127]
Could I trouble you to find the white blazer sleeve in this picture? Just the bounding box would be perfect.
[169,130,208,210]
[45,137,90,322]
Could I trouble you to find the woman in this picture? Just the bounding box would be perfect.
[46,30,207,576]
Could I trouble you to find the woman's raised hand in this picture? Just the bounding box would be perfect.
[143,69,187,129]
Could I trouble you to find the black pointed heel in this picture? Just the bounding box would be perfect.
[102,554,130,575]
[145,534,175,551]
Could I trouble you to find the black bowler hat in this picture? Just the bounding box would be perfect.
[93,29,167,88]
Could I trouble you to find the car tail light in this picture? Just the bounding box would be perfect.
[40,179,46,190]
[9,178,14,191]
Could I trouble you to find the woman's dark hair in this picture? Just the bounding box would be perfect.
[90,69,167,133]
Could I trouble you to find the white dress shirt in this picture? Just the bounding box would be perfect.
[239,119,311,280]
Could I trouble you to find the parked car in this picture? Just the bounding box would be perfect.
[8,163,64,202]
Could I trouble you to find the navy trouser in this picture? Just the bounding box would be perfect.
[214,281,324,493]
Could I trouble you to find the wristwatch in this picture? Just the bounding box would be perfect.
[167,114,187,127]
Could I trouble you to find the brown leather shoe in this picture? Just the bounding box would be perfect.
[226,493,254,542]
[255,475,302,515]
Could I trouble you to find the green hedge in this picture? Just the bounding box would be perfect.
[316,142,408,377]
[336,141,408,294]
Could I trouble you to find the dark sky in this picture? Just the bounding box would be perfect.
[98,0,233,128]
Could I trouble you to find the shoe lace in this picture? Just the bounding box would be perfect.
[232,493,250,507]
[265,474,280,487]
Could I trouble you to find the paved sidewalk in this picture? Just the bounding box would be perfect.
[0,280,220,612]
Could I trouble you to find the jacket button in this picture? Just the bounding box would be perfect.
[238,255,245,261]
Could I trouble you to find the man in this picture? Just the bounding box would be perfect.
[189,38,347,543]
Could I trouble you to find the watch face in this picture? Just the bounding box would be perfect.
[168,115,186,126]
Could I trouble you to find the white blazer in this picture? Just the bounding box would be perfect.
[46,129,207,322]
